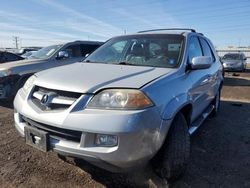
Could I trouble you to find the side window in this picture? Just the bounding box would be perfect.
[200,38,215,61]
[4,53,19,61]
[188,37,202,63]
[80,44,100,57]
[64,44,81,58]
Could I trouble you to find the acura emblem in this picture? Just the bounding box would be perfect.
[41,94,49,105]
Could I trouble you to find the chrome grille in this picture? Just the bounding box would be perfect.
[31,86,82,111]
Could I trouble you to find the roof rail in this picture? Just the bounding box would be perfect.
[138,28,196,33]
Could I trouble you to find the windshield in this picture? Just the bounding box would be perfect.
[222,54,242,60]
[28,44,62,59]
[85,34,184,68]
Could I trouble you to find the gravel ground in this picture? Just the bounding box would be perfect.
[0,69,250,188]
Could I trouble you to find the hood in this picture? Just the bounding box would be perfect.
[0,58,45,71]
[35,62,174,93]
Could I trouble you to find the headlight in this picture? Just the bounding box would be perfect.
[0,69,12,77]
[87,89,153,110]
[23,75,36,92]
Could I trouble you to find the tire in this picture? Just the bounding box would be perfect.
[210,89,221,117]
[152,112,190,181]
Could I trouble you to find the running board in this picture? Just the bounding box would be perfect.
[188,105,214,135]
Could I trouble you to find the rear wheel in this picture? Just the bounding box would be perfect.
[152,112,190,181]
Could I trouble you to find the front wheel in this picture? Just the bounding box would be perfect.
[152,112,190,181]
[210,89,221,117]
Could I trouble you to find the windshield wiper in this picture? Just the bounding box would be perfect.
[118,61,135,66]
[83,60,107,64]
[28,55,38,59]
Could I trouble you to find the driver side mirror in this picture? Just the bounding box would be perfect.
[57,51,69,60]
[189,56,212,70]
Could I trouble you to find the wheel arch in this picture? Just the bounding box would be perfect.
[12,73,34,94]
[161,92,193,123]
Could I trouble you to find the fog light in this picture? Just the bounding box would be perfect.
[95,134,118,147]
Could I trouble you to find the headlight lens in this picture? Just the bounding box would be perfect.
[87,89,153,110]
[23,75,36,92]
[0,69,12,77]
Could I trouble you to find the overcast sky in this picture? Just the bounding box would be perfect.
[0,0,250,48]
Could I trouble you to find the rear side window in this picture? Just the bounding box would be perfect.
[64,44,81,58]
[4,52,20,61]
[188,37,202,63]
[80,44,101,57]
[199,38,215,61]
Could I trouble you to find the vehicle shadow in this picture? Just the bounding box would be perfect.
[59,156,168,188]
[223,77,250,87]
[76,159,170,188]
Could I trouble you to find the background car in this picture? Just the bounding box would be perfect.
[0,51,24,63]
[0,40,103,100]
[222,53,247,71]
[15,47,42,56]
[21,51,37,59]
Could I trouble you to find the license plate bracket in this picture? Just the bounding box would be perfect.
[24,126,49,152]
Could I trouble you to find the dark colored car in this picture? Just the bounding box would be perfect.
[15,47,42,56]
[0,51,24,64]
[0,40,103,100]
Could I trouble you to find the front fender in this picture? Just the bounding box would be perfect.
[161,93,192,120]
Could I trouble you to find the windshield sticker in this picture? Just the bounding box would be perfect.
[168,44,180,51]
[168,59,175,65]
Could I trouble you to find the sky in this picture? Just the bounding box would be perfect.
[0,0,250,48]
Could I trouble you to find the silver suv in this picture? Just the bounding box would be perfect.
[14,29,223,181]
[0,41,103,100]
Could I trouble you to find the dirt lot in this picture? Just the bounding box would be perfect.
[0,70,250,188]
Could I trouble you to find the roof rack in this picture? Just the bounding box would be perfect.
[138,28,196,33]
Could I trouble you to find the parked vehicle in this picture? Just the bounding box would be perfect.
[0,51,24,63]
[14,29,223,181]
[15,47,42,56]
[222,53,247,71]
[21,51,37,59]
[0,40,103,99]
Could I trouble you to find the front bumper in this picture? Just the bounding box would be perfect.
[14,89,171,172]
[223,63,243,71]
